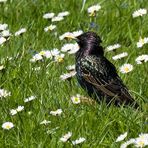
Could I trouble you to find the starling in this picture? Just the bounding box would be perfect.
[75,31,138,107]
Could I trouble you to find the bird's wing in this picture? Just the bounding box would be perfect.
[80,56,134,102]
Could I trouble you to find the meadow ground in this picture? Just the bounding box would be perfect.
[0,0,148,147]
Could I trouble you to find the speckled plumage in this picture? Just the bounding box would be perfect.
[75,32,138,107]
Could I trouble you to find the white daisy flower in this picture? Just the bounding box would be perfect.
[44,24,56,32]
[54,54,65,63]
[39,50,52,59]
[120,138,135,148]
[134,133,148,147]
[57,11,70,17]
[60,71,76,80]
[59,32,73,40]
[59,30,83,40]
[106,44,121,52]
[40,120,51,125]
[0,88,11,98]
[0,30,11,37]
[72,137,86,145]
[15,28,26,36]
[132,8,147,18]
[30,53,43,62]
[135,55,148,64]
[2,122,14,130]
[116,132,128,142]
[16,106,24,112]
[60,132,72,142]
[66,64,75,71]
[87,4,101,16]
[137,37,148,48]
[0,37,6,45]
[10,109,17,116]
[112,52,128,60]
[10,106,24,115]
[50,109,63,116]
[0,23,8,30]
[51,16,64,22]
[61,43,79,54]
[43,12,55,19]
[71,94,81,104]
[0,65,4,70]
[24,96,36,103]
[50,48,60,56]
[119,64,133,73]
[72,30,83,37]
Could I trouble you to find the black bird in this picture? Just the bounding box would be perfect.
[75,31,138,107]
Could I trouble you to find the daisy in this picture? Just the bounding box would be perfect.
[59,32,74,40]
[0,88,11,98]
[137,37,148,48]
[40,120,51,125]
[10,109,17,115]
[59,30,83,40]
[60,71,76,80]
[10,106,24,115]
[72,30,83,37]
[135,55,148,64]
[72,137,86,145]
[30,53,43,62]
[134,133,148,147]
[120,138,135,148]
[0,37,6,45]
[51,16,64,22]
[39,50,52,59]
[66,64,75,71]
[54,54,65,63]
[44,24,56,32]
[106,44,121,52]
[24,96,36,103]
[119,64,133,73]
[2,122,14,130]
[0,30,11,38]
[71,94,81,104]
[132,8,147,18]
[87,4,101,16]
[61,43,79,54]
[112,52,128,60]
[60,132,72,142]
[15,28,26,36]
[43,12,55,19]
[0,65,4,70]
[50,48,60,56]
[116,132,128,142]
[50,109,63,116]
[0,23,8,30]
[134,137,148,147]
[16,106,24,112]
[57,11,70,17]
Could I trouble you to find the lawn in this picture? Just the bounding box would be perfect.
[0,0,148,147]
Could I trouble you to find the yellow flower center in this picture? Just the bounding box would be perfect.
[39,51,45,55]
[124,67,129,72]
[138,141,144,146]
[89,11,96,17]
[74,97,79,102]
[57,57,64,63]
[6,125,11,129]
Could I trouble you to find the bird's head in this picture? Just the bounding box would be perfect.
[75,32,104,56]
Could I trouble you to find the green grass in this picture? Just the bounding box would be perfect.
[0,0,148,147]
